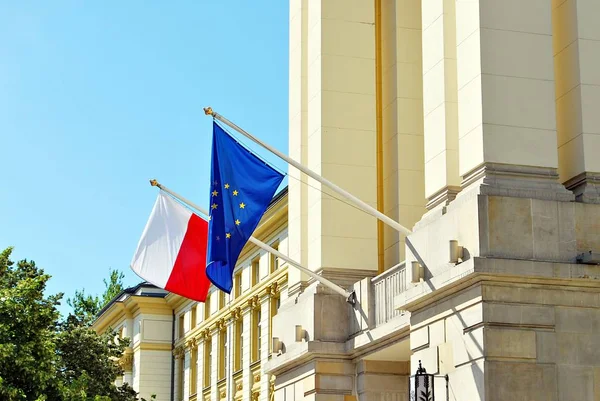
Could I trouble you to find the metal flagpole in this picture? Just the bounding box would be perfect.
[203,107,412,236]
[149,179,356,304]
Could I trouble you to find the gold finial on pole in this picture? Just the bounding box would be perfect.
[203,107,214,116]
[149,179,160,188]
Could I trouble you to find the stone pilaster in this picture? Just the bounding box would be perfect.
[183,348,191,401]
[210,328,219,401]
[553,0,600,203]
[421,0,461,211]
[455,0,573,201]
[242,302,253,401]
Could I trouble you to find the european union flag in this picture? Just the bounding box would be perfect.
[206,122,285,293]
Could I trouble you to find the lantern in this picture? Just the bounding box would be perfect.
[409,360,434,401]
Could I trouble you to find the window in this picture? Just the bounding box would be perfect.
[257,311,262,359]
[204,293,211,320]
[234,272,242,298]
[178,314,185,339]
[269,242,280,273]
[269,298,279,353]
[191,306,197,329]
[218,328,226,380]
[190,345,198,395]
[219,292,226,310]
[204,338,212,387]
[235,320,243,371]
[251,309,261,362]
[251,259,260,286]
[177,357,184,401]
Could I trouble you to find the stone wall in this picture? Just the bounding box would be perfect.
[408,275,600,401]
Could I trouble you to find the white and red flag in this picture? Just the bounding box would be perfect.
[130,191,210,302]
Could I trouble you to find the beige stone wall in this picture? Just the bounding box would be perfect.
[289,0,379,279]
[380,0,426,268]
[553,0,600,202]
[408,279,600,401]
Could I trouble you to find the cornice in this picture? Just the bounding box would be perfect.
[92,302,127,334]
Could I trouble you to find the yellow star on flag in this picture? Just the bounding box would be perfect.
[212,190,218,197]
[226,233,231,239]
[232,190,238,196]
[239,202,245,209]
[211,203,218,210]
[224,183,230,189]
[208,216,211,221]
[235,219,241,226]
[216,236,220,241]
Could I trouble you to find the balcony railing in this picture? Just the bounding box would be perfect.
[372,262,406,326]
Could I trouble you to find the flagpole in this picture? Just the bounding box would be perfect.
[149,179,357,305]
[203,107,412,236]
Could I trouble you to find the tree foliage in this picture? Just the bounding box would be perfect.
[0,247,152,401]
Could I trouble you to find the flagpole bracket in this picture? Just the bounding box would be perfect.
[346,290,357,306]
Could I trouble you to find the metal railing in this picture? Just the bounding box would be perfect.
[372,262,407,326]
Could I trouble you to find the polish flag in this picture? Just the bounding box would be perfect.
[130,191,210,302]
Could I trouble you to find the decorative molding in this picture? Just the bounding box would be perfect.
[265,281,280,298]
[231,307,242,321]
[461,162,574,202]
[247,295,260,310]
[220,390,227,399]
[564,171,600,204]
[251,391,260,401]
[310,268,378,289]
[171,270,288,347]
[253,372,261,383]
[426,185,461,211]
[173,345,185,359]
[119,353,134,371]
[197,329,208,341]
[186,337,198,350]
[131,342,173,353]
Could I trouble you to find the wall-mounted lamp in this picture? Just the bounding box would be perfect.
[411,261,424,283]
[409,360,449,401]
[295,325,305,342]
[449,240,464,264]
[577,251,600,265]
[272,337,282,354]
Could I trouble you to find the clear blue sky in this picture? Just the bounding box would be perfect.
[0,2,289,315]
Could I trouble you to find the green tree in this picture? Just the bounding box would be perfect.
[66,267,125,326]
[0,247,62,400]
[0,247,153,401]
[101,268,125,307]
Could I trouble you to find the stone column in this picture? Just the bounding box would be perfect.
[242,301,253,401]
[380,0,426,268]
[210,328,219,401]
[421,0,461,211]
[197,335,205,397]
[553,0,600,203]
[305,0,379,281]
[226,318,234,401]
[288,0,310,296]
[183,348,191,401]
[259,291,273,401]
[455,0,573,201]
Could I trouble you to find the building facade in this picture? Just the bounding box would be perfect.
[95,1,600,400]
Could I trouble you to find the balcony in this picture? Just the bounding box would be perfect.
[349,262,408,338]
[372,262,407,326]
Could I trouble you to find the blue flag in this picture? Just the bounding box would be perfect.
[206,123,285,293]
